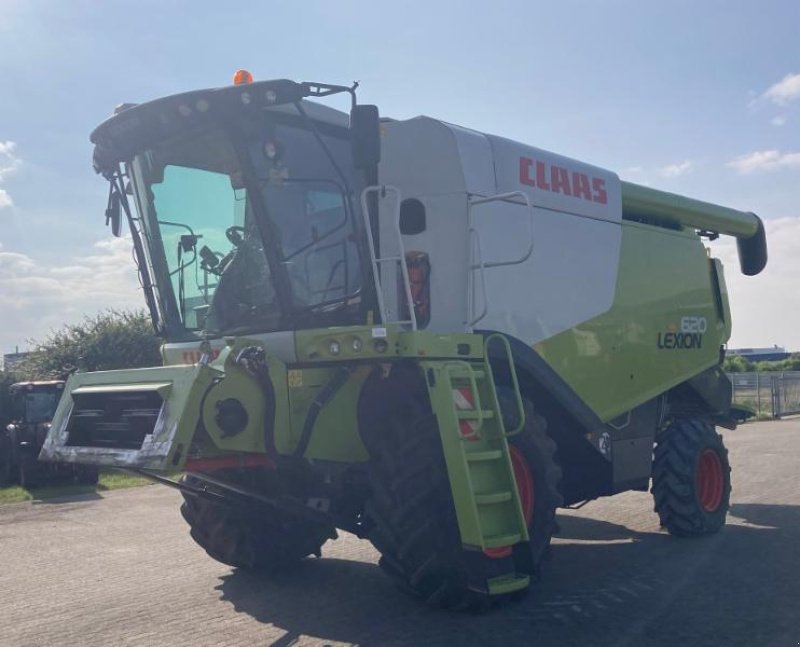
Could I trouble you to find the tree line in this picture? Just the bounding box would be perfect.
[1,310,160,425]
[722,354,800,374]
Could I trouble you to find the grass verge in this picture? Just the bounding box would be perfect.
[0,469,153,505]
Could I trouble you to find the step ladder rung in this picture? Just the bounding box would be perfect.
[474,491,513,505]
[465,450,503,462]
[487,574,530,595]
[457,410,494,420]
[448,370,486,381]
[483,532,523,548]
[375,256,403,262]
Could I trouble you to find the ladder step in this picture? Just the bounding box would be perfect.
[474,491,513,505]
[448,370,486,380]
[457,410,494,420]
[483,532,523,548]
[487,574,530,595]
[465,450,503,462]
[376,256,403,262]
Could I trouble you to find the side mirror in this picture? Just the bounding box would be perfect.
[350,104,381,169]
[105,187,123,237]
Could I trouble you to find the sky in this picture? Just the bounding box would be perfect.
[0,0,798,357]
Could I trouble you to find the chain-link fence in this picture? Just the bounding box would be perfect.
[729,372,800,419]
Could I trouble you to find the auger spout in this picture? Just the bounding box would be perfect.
[622,181,767,275]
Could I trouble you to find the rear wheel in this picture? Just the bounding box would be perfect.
[76,466,100,486]
[651,419,731,536]
[18,452,42,490]
[360,370,561,611]
[179,474,336,572]
[0,436,15,486]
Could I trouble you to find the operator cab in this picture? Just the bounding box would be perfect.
[8,381,65,425]
[94,76,381,344]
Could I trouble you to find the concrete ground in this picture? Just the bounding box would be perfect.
[0,419,797,647]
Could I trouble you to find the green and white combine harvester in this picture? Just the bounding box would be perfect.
[41,71,767,610]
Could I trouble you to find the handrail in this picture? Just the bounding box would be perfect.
[359,185,417,330]
[469,191,535,268]
[467,227,489,328]
[484,333,526,437]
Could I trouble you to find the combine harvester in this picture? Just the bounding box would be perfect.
[41,71,766,610]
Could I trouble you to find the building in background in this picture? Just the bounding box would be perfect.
[726,346,790,362]
[2,350,30,372]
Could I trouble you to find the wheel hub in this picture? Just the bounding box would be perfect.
[485,445,535,559]
[696,448,724,512]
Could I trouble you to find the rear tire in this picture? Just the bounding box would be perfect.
[18,453,41,490]
[651,419,731,536]
[0,436,15,486]
[77,466,100,486]
[179,474,336,572]
[360,369,561,611]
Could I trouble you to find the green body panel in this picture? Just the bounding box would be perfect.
[285,365,371,461]
[293,326,483,363]
[535,222,727,422]
[200,339,290,455]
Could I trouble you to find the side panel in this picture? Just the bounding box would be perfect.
[472,204,622,342]
[286,365,371,462]
[535,222,726,422]
[469,134,623,342]
[379,119,473,332]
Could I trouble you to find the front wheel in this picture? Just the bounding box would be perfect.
[360,370,562,611]
[180,474,336,572]
[651,419,731,536]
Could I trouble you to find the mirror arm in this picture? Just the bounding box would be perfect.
[109,165,164,336]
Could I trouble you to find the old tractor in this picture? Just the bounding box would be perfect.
[2,381,98,488]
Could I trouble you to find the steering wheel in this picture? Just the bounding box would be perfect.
[225,226,245,247]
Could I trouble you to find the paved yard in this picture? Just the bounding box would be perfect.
[0,420,798,646]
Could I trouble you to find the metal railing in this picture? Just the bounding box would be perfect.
[728,372,800,419]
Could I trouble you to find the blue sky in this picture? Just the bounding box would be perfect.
[1,0,798,356]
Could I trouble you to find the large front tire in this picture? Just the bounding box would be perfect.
[652,419,731,536]
[360,370,562,611]
[180,474,336,572]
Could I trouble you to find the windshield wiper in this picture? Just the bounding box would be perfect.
[293,102,352,196]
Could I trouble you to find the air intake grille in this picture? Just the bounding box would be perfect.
[65,390,164,450]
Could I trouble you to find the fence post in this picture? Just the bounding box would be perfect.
[756,372,761,416]
[772,374,781,419]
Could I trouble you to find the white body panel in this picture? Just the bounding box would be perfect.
[377,117,622,344]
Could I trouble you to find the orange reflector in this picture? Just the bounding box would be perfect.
[233,69,254,85]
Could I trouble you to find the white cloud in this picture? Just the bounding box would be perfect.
[763,73,800,107]
[0,140,21,209]
[660,160,693,178]
[0,236,144,353]
[0,140,20,181]
[726,150,800,174]
[709,217,800,350]
[771,115,786,127]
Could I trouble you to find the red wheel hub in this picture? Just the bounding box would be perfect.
[696,448,724,512]
[485,446,535,559]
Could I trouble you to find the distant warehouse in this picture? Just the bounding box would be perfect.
[726,346,790,362]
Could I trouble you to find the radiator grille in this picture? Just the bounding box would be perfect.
[65,390,164,450]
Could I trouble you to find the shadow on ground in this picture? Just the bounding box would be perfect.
[215,503,800,647]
